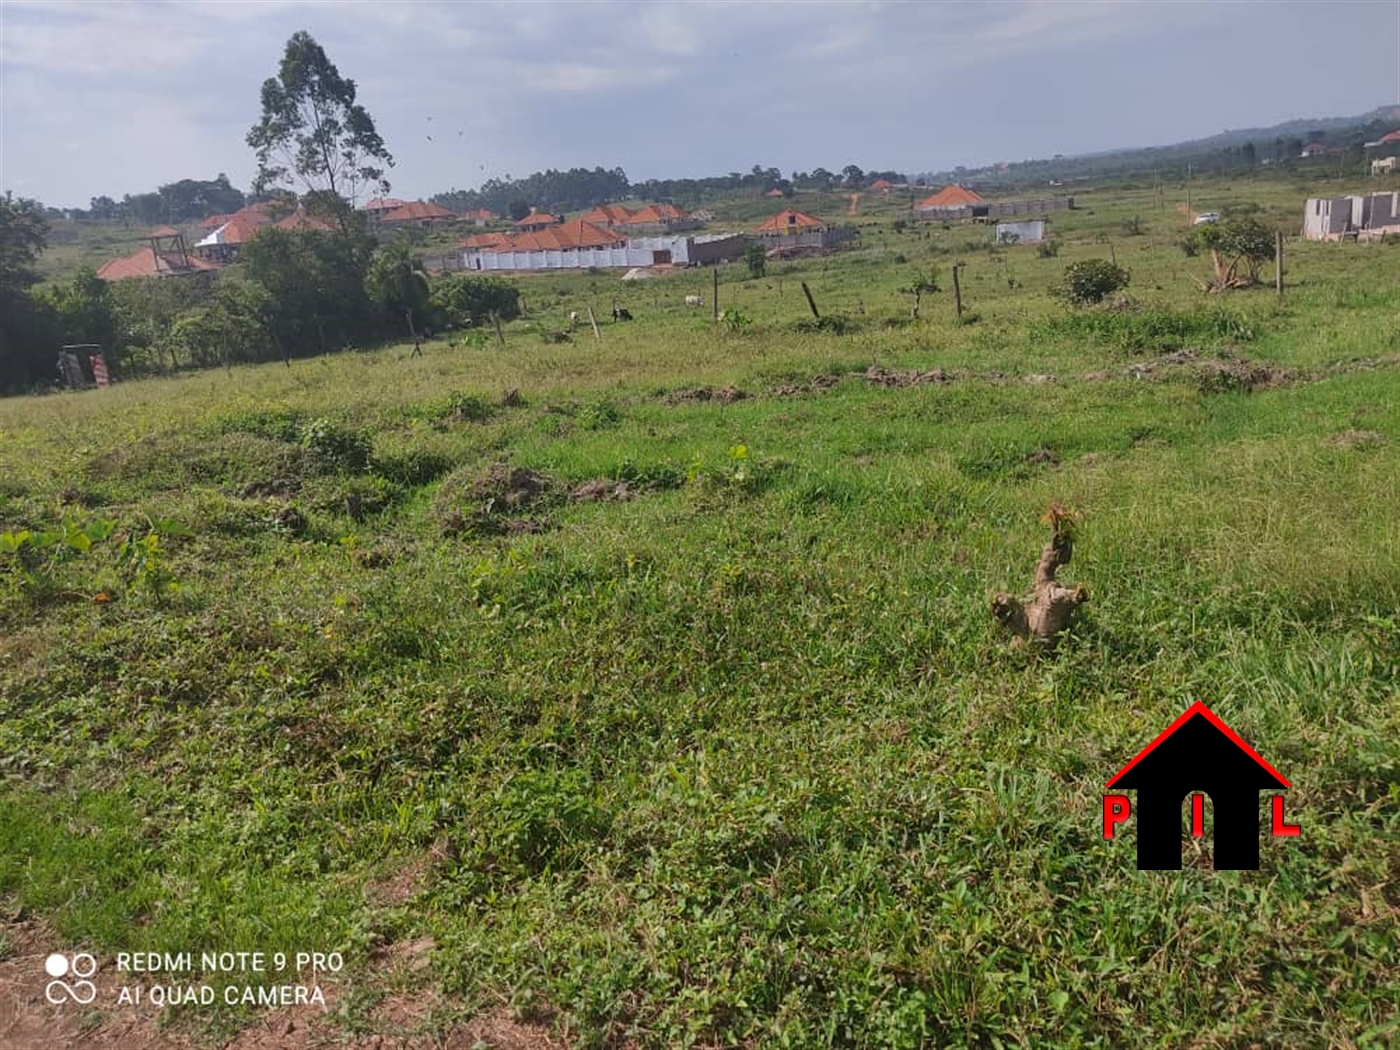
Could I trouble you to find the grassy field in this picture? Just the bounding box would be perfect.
[2,175,1398,1048]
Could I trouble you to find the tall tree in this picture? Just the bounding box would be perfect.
[0,193,55,393]
[247,30,394,205]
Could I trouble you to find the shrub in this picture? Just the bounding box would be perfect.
[1037,240,1061,259]
[300,418,372,473]
[1052,259,1131,306]
[744,243,767,279]
[430,274,521,326]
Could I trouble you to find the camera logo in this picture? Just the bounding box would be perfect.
[44,953,98,1005]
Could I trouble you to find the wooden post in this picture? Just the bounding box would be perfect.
[713,267,719,329]
[951,264,963,320]
[1275,230,1284,300]
[492,311,505,347]
[586,305,601,341]
[801,281,820,319]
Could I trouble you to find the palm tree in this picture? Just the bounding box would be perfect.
[367,240,430,355]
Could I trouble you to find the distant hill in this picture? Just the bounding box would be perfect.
[921,104,1400,191]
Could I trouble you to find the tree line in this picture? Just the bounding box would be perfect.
[0,193,520,395]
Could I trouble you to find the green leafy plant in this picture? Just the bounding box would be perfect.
[300,418,372,472]
[1051,258,1131,306]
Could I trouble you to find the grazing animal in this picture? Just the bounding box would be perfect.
[568,311,580,327]
[613,306,633,321]
[684,295,704,307]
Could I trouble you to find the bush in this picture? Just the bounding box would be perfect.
[744,243,767,279]
[430,274,521,326]
[1052,259,1131,306]
[300,418,372,473]
[1037,240,1061,259]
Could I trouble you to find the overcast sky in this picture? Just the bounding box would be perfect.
[2,0,1397,208]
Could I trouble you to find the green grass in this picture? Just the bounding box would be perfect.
[3,174,1399,1048]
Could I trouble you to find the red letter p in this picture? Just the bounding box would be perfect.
[1103,794,1131,839]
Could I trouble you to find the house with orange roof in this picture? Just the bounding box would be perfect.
[97,229,223,282]
[914,185,985,212]
[460,232,514,250]
[460,208,497,226]
[275,208,336,232]
[579,203,637,227]
[913,184,1074,222]
[191,207,277,262]
[756,209,826,233]
[516,211,562,230]
[754,209,856,252]
[363,196,408,213]
[619,202,698,231]
[379,200,458,227]
[869,179,895,193]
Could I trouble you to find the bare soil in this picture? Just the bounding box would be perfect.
[1,915,566,1050]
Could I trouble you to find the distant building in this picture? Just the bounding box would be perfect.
[1300,142,1331,158]
[914,184,1073,221]
[97,228,222,282]
[194,206,275,262]
[756,209,827,233]
[914,185,985,213]
[755,209,855,250]
[578,204,637,227]
[995,220,1045,244]
[275,207,335,232]
[516,211,561,230]
[1371,157,1397,175]
[1302,191,1400,241]
[363,197,408,214]
[378,200,457,227]
[460,208,496,226]
[459,217,746,271]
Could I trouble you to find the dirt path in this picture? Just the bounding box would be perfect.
[847,192,860,216]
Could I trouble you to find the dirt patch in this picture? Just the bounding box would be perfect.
[570,479,638,503]
[859,365,954,387]
[1024,447,1060,468]
[1122,349,1294,393]
[1328,429,1386,449]
[437,463,558,538]
[1,912,568,1050]
[771,373,842,397]
[0,914,194,1050]
[661,385,748,406]
[241,478,299,499]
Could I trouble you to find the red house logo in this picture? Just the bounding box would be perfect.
[1103,702,1300,870]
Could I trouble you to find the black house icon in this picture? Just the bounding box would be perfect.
[1107,702,1289,870]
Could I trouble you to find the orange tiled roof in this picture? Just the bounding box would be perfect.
[516,212,559,228]
[200,213,232,229]
[626,202,688,223]
[916,185,984,209]
[1378,129,1400,144]
[466,220,624,253]
[756,209,825,232]
[276,208,336,232]
[96,247,222,282]
[869,179,894,190]
[579,204,636,226]
[460,232,513,249]
[380,200,457,223]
